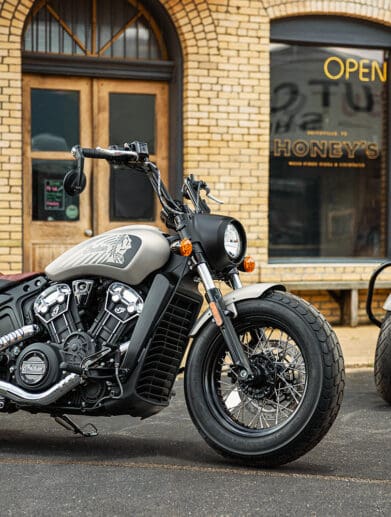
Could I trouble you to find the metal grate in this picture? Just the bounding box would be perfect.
[136,294,199,404]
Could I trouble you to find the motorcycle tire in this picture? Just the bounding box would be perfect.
[374,312,391,404]
[185,290,345,467]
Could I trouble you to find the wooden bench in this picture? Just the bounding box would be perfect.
[284,281,391,327]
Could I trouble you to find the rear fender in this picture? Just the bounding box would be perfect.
[189,283,285,338]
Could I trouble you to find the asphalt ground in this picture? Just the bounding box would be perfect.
[0,369,389,516]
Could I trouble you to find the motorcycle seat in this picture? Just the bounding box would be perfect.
[0,272,42,292]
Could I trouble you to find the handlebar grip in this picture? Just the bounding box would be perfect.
[81,148,111,159]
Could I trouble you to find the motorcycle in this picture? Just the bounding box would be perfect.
[367,262,391,404]
[0,141,345,466]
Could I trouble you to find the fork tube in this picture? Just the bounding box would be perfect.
[195,262,253,380]
[230,272,243,290]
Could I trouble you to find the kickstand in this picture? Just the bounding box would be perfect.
[53,414,98,437]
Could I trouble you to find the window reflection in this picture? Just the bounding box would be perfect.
[269,45,387,259]
[109,93,155,153]
[31,89,79,152]
[110,166,155,221]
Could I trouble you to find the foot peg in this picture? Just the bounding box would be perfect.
[53,414,98,437]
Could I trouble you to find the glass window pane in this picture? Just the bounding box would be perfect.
[97,0,138,57]
[31,89,79,151]
[32,160,80,222]
[269,44,387,259]
[109,93,155,153]
[50,0,91,54]
[23,0,165,60]
[110,166,155,221]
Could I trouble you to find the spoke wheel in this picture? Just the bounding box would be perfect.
[185,291,345,467]
[213,328,307,432]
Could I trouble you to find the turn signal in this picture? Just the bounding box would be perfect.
[243,256,256,273]
[179,238,193,257]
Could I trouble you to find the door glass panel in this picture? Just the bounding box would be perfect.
[31,89,79,151]
[109,93,155,152]
[109,92,156,221]
[110,167,155,221]
[32,159,80,221]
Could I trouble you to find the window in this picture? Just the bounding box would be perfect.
[23,0,165,60]
[269,17,391,260]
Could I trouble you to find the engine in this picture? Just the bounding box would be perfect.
[11,280,144,394]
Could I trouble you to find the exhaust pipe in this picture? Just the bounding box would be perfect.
[0,373,81,406]
[0,324,40,352]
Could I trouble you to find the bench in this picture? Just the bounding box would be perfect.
[284,281,391,327]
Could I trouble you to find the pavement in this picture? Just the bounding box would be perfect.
[0,370,389,516]
[0,323,389,516]
[335,324,379,368]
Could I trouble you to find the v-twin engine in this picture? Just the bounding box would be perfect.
[34,281,143,347]
[4,280,144,398]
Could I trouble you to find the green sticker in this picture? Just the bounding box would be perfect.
[66,204,79,220]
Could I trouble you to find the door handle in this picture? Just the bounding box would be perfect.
[84,229,93,237]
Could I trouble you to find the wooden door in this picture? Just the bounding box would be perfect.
[23,76,169,271]
[23,75,93,272]
[93,79,169,234]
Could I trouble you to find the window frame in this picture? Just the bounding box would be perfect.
[270,16,391,261]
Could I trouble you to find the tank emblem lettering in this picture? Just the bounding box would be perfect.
[114,306,126,314]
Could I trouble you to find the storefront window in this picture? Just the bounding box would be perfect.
[269,44,388,259]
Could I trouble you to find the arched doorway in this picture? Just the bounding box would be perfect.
[22,0,181,271]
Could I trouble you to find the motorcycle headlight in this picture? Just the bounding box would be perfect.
[189,214,247,271]
[224,223,242,260]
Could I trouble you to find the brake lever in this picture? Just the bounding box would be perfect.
[206,192,224,205]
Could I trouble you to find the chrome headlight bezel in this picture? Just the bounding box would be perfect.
[224,223,243,261]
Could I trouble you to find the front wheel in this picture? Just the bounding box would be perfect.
[185,290,345,467]
[374,312,391,404]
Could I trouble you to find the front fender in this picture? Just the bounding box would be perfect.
[189,282,285,337]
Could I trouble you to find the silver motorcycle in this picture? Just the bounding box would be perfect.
[0,141,345,466]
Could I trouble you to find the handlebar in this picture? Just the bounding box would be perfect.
[77,147,138,161]
[67,140,215,222]
[72,142,148,163]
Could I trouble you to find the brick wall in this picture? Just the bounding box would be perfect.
[0,0,27,273]
[0,0,390,323]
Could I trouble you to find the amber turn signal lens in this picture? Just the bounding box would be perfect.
[243,256,255,272]
[179,238,193,257]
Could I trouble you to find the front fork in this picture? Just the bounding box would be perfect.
[195,262,253,380]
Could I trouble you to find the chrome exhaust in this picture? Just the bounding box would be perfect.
[0,373,81,406]
[0,324,40,352]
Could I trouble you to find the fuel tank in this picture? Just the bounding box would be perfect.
[45,225,170,285]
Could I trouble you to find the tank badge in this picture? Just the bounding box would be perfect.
[55,234,142,269]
